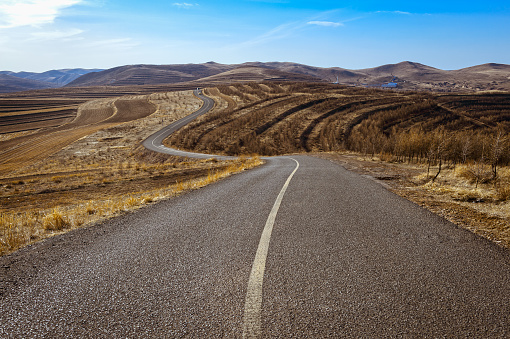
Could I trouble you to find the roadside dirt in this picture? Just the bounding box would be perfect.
[315,152,510,249]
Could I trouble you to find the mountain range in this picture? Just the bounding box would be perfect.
[0,69,102,93]
[1,62,509,93]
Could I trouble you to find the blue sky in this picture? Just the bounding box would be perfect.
[0,0,509,72]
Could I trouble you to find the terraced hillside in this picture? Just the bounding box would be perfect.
[166,82,510,165]
[0,98,83,134]
[0,95,156,177]
[166,83,408,155]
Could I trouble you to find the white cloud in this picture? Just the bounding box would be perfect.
[30,28,84,40]
[239,22,299,47]
[375,11,412,15]
[172,2,199,9]
[0,0,83,28]
[307,21,344,27]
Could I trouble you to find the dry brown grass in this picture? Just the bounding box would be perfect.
[42,209,70,231]
[0,156,262,255]
[0,89,263,256]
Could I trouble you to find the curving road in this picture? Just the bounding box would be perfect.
[142,89,235,160]
[1,91,510,337]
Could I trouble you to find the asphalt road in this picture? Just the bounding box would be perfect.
[142,89,234,160]
[1,92,510,337]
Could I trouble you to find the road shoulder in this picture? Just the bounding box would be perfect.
[313,152,510,250]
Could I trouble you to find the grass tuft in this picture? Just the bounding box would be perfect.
[43,209,70,231]
[495,183,510,202]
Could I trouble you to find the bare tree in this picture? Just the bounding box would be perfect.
[489,130,507,181]
[461,137,471,164]
[432,137,448,182]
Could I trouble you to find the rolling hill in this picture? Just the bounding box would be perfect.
[1,62,509,93]
[0,74,56,93]
[0,69,103,93]
[66,63,235,87]
[0,68,103,87]
[66,61,510,92]
[190,66,323,84]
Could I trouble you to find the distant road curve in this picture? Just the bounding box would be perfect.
[142,89,235,160]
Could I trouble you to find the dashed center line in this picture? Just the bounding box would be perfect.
[242,158,300,338]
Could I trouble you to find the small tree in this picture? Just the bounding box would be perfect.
[432,137,448,182]
[489,130,507,181]
[461,137,471,164]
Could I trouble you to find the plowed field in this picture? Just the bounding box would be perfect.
[167,83,510,157]
[0,95,156,177]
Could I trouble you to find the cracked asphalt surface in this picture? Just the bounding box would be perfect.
[1,90,510,337]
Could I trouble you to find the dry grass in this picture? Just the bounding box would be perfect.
[42,209,70,231]
[0,156,262,255]
[0,89,262,256]
[420,164,510,205]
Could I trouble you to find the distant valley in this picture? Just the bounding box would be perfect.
[1,61,510,93]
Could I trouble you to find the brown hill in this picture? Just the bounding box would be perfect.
[240,62,363,83]
[67,63,235,87]
[69,61,510,92]
[352,61,510,91]
[3,61,505,93]
[192,66,323,84]
[360,61,444,75]
[0,74,56,93]
[458,63,510,73]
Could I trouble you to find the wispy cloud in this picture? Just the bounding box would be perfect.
[375,11,412,15]
[30,28,84,40]
[239,22,300,47]
[172,2,199,9]
[238,15,345,48]
[0,0,83,28]
[307,21,344,27]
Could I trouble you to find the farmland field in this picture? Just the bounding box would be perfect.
[0,87,261,255]
[0,83,210,177]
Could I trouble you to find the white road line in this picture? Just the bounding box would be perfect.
[242,158,300,338]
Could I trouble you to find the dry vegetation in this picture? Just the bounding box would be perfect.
[167,82,510,247]
[1,81,508,254]
[0,90,262,255]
